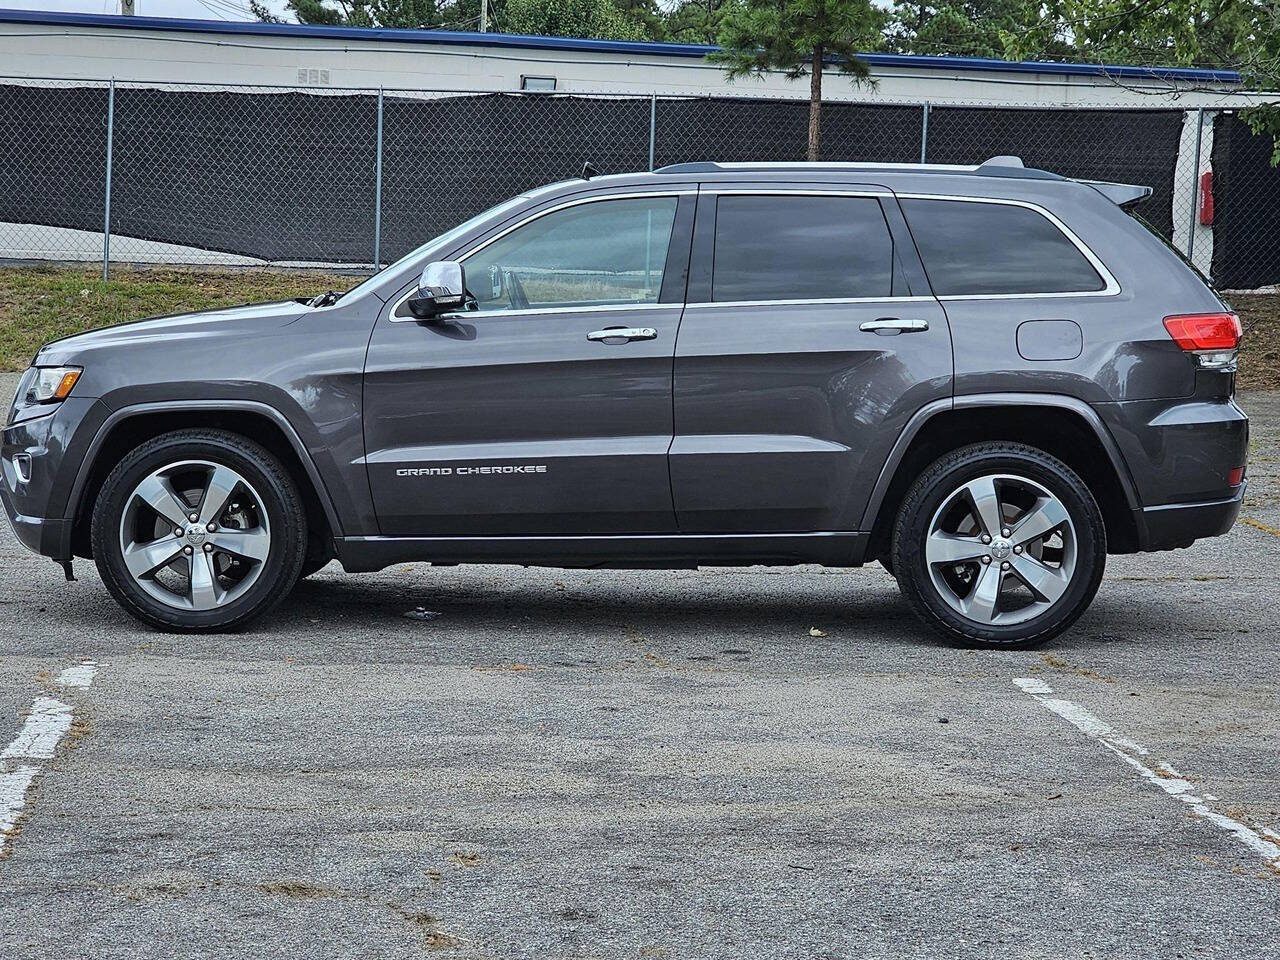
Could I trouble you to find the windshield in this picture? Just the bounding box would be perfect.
[333,194,531,303]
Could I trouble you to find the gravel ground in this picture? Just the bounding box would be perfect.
[1,372,1278,959]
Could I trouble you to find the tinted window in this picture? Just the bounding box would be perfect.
[901,198,1105,296]
[712,195,895,302]
[464,196,678,312]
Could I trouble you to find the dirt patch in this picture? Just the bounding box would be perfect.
[1229,294,1280,389]
[1039,651,1116,684]
[1240,516,1280,537]
[390,905,466,951]
[256,879,345,899]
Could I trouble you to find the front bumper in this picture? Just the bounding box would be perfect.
[1135,482,1246,552]
[0,480,72,558]
[2,398,104,561]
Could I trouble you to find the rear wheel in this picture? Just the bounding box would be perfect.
[891,442,1105,648]
[91,430,306,632]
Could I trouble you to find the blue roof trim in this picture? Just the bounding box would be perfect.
[0,7,1243,83]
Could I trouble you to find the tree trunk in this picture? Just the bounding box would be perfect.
[808,45,823,162]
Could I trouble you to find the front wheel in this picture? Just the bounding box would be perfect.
[891,442,1106,648]
[91,429,307,632]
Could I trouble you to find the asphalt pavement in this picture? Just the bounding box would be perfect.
[1,371,1278,959]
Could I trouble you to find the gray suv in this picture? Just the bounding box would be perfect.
[2,158,1248,647]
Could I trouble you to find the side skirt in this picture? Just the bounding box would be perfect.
[335,531,869,573]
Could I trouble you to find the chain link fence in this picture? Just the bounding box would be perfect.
[0,76,1275,290]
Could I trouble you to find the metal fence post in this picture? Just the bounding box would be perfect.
[920,101,930,164]
[373,86,384,271]
[648,94,657,171]
[1186,107,1204,261]
[102,77,115,281]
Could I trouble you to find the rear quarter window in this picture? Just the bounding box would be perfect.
[901,198,1107,297]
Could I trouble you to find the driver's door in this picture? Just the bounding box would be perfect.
[363,191,694,536]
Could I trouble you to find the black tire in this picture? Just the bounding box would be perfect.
[91,429,307,632]
[891,442,1106,648]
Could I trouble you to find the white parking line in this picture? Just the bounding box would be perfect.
[54,661,98,690]
[0,698,73,761]
[0,766,39,839]
[1014,677,1280,871]
[0,659,98,856]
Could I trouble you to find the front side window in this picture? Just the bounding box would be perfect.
[711,195,896,302]
[901,198,1107,297]
[463,196,678,313]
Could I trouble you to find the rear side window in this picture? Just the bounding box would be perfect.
[711,195,895,302]
[901,198,1106,296]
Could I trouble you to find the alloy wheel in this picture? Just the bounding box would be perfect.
[117,459,272,611]
[924,473,1077,626]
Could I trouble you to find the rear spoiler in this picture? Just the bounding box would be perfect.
[972,159,1154,207]
[1078,179,1154,207]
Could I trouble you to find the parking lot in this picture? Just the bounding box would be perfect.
[1,371,1278,959]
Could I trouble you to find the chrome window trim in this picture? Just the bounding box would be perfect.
[685,295,936,309]
[388,190,692,322]
[696,188,902,304]
[389,186,1119,319]
[705,187,892,198]
[894,192,1121,299]
[404,301,678,321]
[691,188,1119,304]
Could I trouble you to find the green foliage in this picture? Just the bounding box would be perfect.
[993,1,1280,163]
[267,0,489,29]
[664,0,728,44]
[711,0,881,82]
[504,0,647,39]
[613,0,668,39]
[1244,106,1280,166]
[995,0,1261,67]
[883,0,1021,58]
[712,0,881,159]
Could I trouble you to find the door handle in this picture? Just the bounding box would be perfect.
[587,327,658,343]
[859,318,930,336]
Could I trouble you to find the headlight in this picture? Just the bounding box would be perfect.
[25,366,82,404]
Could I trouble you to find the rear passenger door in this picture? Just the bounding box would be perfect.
[670,185,952,533]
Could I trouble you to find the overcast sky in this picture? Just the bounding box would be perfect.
[0,1,296,21]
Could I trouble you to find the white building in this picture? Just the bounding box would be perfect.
[0,7,1271,279]
[0,7,1265,108]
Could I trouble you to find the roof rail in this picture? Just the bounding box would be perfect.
[654,160,984,174]
[655,156,1046,177]
[650,157,1151,205]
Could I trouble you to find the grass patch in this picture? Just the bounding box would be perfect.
[0,265,361,370]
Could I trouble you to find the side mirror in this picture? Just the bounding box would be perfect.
[407,261,466,320]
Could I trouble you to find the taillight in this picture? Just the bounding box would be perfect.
[1162,312,1241,371]
[1228,465,1245,487]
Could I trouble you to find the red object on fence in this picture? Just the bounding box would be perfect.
[1199,171,1214,225]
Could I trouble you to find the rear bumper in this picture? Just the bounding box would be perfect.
[1134,483,1245,552]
